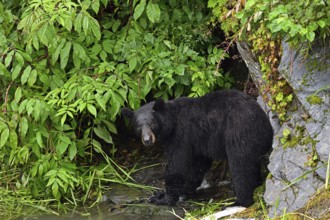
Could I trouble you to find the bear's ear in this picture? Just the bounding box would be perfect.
[121,107,134,119]
[153,99,165,112]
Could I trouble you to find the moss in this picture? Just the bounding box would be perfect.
[281,126,303,149]
[280,125,319,151]
[301,74,310,87]
[306,94,323,105]
[283,136,299,148]
[298,188,330,219]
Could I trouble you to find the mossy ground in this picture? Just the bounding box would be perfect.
[228,187,330,220]
[298,188,330,219]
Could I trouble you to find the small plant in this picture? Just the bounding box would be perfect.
[280,128,291,145]
[306,154,319,168]
[306,94,324,105]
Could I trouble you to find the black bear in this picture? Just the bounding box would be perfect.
[121,89,273,207]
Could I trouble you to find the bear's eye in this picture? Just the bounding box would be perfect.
[150,121,159,131]
[135,127,142,135]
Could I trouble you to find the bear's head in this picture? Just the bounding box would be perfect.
[121,99,173,146]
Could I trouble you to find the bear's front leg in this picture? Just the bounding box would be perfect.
[149,151,187,206]
[149,173,185,206]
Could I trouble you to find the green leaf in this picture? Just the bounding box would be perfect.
[109,93,121,120]
[72,52,81,69]
[9,130,18,148]
[28,69,38,87]
[169,0,177,7]
[275,92,284,102]
[61,114,67,126]
[45,170,57,178]
[36,131,43,148]
[26,99,35,116]
[87,104,97,117]
[59,135,71,145]
[73,42,86,68]
[52,181,60,200]
[100,50,107,61]
[282,128,291,138]
[245,0,257,9]
[83,15,89,35]
[90,17,101,40]
[17,51,32,62]
[74,12,83,33]
[5,50,15,67]
[60,41,72,69]
[56,141,69,156]
[163,40,171,49]
[64,15,73,32]
[15,87,22,103]
[112,19,121,32]
[102,40,114,54]
[73,42,86,59]
[51,39,66,65]
[46,176,56,187]
[146,1,161,23]
[0,128,9,148]
[78,102,87,112]
[17,16,28,30]
[37,23,49,46]
[32,100,41,121]
[317,20,326,28]
[58,170,70,183]
[19,117,28,138]
[95,93,107,111]
[0,62,10,76]
[176,64,185,76]
[299,28,308,36]
[21,66,32,85]
[12,64,23,81]
[15,52,25,65]
[306,31,315,42]
[81,0,91,10]
[129,56,137,73]
[55,178,64,189]
[91,139,102,153]
[94,126,112,144]
[91,0,100,14]
[68,143,77,160]
[134,0,146,20]
[128,89,139,109]
[103,120,117,134]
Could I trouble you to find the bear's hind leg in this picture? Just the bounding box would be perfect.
[227,158,262,207]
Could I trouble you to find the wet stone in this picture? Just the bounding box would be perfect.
[103,183,146,205]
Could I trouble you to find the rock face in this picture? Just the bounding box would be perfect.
[237,40,330,216]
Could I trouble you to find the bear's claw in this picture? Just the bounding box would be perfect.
[148,191,176,206]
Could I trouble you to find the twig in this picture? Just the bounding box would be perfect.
[214,36,236,75]
[243,72,250,93]
[2,81,13,113]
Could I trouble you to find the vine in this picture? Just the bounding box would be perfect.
[248,27,293,121]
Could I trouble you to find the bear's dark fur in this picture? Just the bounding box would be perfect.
[121,89,273,207]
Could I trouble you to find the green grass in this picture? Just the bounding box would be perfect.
[0,188,59,220]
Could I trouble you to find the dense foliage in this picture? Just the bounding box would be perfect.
[0,0,231,205]
[209,0,329,121]
[209,0,330,46]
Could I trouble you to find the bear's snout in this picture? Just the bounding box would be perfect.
[141,126,156,146]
